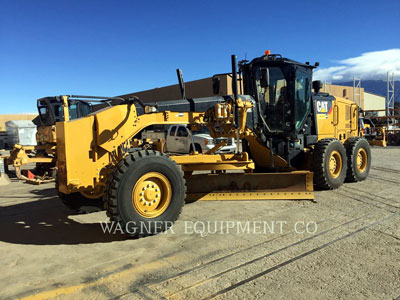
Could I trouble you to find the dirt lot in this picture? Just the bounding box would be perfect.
[0,147,399,300]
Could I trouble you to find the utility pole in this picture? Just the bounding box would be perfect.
[324,81,331,94]
[386,72,395,127]
[353,77,361,107]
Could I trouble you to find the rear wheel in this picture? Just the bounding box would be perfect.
[345,137,371,182]
[311,139,347,190]
[105,150,186,238]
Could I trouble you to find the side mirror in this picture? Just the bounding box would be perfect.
[312,80,323,94]
[260,68,269,88]
[212,76,220,94]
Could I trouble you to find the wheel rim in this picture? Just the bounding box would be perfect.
[132,172,171,218]
[328,150,342,178]
[356,148,367,173]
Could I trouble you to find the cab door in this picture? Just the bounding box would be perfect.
[175,126,190,153]
[166,126,178,152]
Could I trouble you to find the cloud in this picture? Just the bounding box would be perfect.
[313,49,400,82]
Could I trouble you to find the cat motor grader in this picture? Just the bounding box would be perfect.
[53,52,370,237]
[6,95,123,181]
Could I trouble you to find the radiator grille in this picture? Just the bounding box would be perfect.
[214,138,232,146]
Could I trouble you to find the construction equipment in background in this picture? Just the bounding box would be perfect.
[0,157,10,186]
[6,95,124,182]
[362,108,400,146]
[51,52,370,237]
[360,113,387,147]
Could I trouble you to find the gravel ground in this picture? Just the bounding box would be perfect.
[0,146,399,300]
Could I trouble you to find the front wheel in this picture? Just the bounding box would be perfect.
[104,150,186,238]
[56,177,104,213]
[59,193,104,213]
[345,138,371,182]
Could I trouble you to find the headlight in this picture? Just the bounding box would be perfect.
[204,138,213,145]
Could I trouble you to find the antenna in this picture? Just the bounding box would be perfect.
[231,54,240,154]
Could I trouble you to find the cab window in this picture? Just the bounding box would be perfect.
[177,126,188,137]
[169,126,177,136]
[80,102,91,116]
[294,71,311,130]
[39,106,51,125]
[69,104,78,120]
[256,67,290,132]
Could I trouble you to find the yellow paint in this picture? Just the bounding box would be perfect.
[61,96,69,122]
[21,257,176,300]
[317,97,359,142]
[328,150,342,178]
[56,97,313,198]
[132,172,172,218]
[185,171,313,201]
[187,191,314,201]
[244,133,289,169]
[8,144,53,167]
[57,103,206,193]
[356,148,367,172]
[171,153,255,172]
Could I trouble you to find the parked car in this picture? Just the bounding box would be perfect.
[142,125,236,154]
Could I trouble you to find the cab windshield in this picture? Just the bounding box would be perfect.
[256,67,291,132]
[38,98,92,126]
[255,66,312,133]
[295,71,311,130]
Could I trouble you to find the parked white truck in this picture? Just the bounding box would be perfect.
[142,125,236,154]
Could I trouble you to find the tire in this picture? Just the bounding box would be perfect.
[104,150,186,238]
[34,162,56,178]
[58,192,104,213]
[344,137,371,182]
[395,134,400,146]
[189,144,202,153]
[311,139,348,190]
[56,179,104,213]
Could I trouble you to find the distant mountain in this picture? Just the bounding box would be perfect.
[333,80,400,102]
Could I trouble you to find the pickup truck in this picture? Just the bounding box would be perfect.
[142,125,236,154]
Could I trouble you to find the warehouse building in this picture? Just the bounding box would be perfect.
[322,84,364,108]
[323,84,386,115]
[120,75,238,103]
[363,92,386,116]
[121,76,385,114]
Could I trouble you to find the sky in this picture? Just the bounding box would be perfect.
[1,0,400,114]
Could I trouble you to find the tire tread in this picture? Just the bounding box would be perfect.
[104,150,186,238]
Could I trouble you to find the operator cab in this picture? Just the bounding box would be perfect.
[238,53,320,168]
[37,97,92,126]
[241,54,314,136]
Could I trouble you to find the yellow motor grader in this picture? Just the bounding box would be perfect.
[7,95,123,181]
[51,52,370,236]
